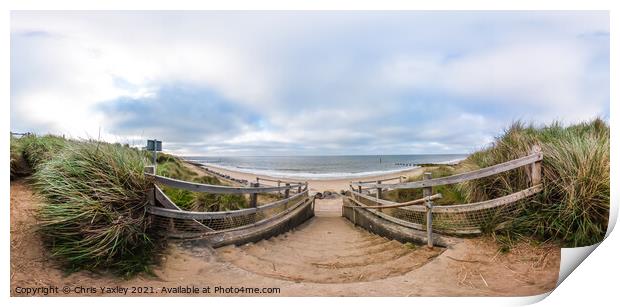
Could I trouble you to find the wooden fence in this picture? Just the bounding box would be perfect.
[144,166,313,239]
[345,146,543,247]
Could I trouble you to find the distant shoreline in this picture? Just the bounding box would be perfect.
[183,159,431,193]
[199,161,421,180]
[181,155,466,181]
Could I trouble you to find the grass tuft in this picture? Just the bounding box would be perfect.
[153,153,248,211]
[33,140,160,276]
[11,134,69,178]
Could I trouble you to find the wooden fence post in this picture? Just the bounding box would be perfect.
[423,172,434,248]
[278,180,281,196]
[151,148,157,172]
[376,180,383,212]
[144,165,155,175]
[297,182,302,193]
[144,166,156,207]
[529,145,542,186]
[144,165,157,211]
[285,183,291,199]
[144,165,170,229]
[250,183,258,208]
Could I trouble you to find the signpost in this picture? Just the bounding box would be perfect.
[146,139,162,171]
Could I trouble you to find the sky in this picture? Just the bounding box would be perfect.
[10,11,609,156]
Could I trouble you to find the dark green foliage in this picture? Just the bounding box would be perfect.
[191,193,248,212]
[154,156,248,212]
[161,187,196,209]
[217,194,248,210]
[155,154,198,181]
[384,166,467,206]
[194,175,221,185]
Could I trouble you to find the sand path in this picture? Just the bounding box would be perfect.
[11,180,560,296]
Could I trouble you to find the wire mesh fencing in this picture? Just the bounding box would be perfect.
[385,199,524,234]
[347,148,544,239]
[349,182,542,235]
[148,190,309,238]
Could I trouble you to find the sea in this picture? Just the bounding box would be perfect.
[183,154,468,180]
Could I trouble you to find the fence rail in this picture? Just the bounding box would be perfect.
[354,175,406,184]
[145,167,313,240]
[147,173,304,194]
[256,177,305,185]
[345,146,543,247]
[148,190,308,219]
[345,191,442,209]
[353,151,542,189]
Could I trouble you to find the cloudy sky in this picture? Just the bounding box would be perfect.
[10,11,609,155]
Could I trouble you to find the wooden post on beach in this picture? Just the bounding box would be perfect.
[298,182,302,193]
[250,183,258,208]
[423,172,434,248]
[256,177,260,186]
[305,181,308,192]
[529,145,542,187]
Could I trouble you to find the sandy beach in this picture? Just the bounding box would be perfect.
[191,163,428,193]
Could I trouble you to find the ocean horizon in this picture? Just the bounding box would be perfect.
[184,154,468,180]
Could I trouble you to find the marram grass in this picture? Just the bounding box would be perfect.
[33,140,158,276]
[10,134,69,178]
[461,119,610,247]
[385,119,609,248]
[20,134,69,169]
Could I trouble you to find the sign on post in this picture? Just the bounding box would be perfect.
[146,140,162,152]
[146,139,163,170]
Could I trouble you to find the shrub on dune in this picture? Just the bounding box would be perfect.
[33,141,158,276]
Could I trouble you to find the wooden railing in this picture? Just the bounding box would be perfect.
[144,166,313,239]
[345,146,543,247]
[353,149,542,190]
[255,177,308,197]
[148,173,304,194]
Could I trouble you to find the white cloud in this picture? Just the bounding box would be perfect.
[381,40,608,122]
[10,11,609,155]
